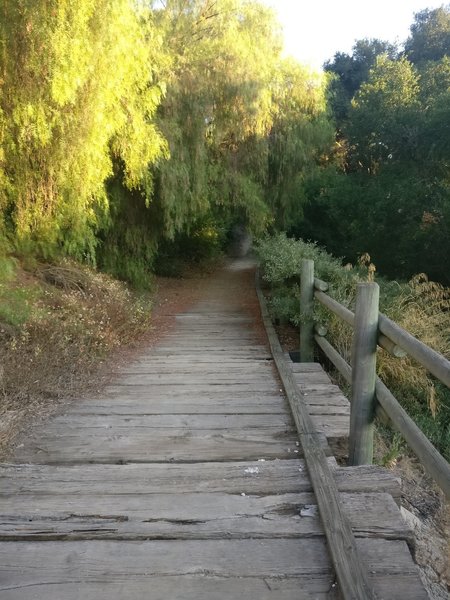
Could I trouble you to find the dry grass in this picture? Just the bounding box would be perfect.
[0,259,152,456]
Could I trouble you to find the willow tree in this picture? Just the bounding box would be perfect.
[149,0,284,238]
[267,59,335,229]
[0,0,166,259]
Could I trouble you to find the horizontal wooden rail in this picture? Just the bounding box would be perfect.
[315,334,450,499]
[314,277,329,292]
[314,290,354,326]
[314,289,407,359]
[378,314,450,388]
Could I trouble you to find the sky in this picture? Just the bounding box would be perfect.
[259,0,446,69]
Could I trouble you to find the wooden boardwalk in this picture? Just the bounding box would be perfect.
[0,260,427,599]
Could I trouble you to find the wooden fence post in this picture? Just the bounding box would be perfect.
[300,259,315,363]
[349,282,380,465]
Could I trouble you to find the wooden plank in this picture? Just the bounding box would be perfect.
[100,386,285,397]
[293,381,343,394]
[311,415,349,438]
[292,371,332,385]
[302,393,349,408]
[13,428,305,464]
[0,492,412,544]
[114,374,278,385]
[69,400,289,415]
[306,404,349,416]
[0,539,427,599]
[0,576,338,600]
[0,461,400,498]
[290,363,324,373]
[105,382,283,392]
[126,356,273,363]
[39,414,295,431]
[117,364,274,372]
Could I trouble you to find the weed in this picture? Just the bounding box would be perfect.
[0,259,153,454]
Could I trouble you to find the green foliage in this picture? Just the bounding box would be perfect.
[349,55,420,170]
[151,0,284,239]
[267,61,335,229]
[154,218,224,277]
[0,0,339,279]
[0,285,39,327]
[303,6,450,286]
[0,0,166,260]
[257,234,450,460]
[405,5,450,64]
[96,181,159,289]
[324,38,398,123]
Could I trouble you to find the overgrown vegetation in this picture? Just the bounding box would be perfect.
[257,233,450,460]
[0,0,332,286]
[0,259,152,453]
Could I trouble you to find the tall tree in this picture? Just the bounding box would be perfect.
[405,5,450,64]
[267,60,334,229]
[324,38,397,123]
[0,0,166,259]
[348,55,420,171]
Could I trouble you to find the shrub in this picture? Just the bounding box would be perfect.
[256,233,450,460]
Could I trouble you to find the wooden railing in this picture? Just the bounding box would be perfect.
[299,259,450,499]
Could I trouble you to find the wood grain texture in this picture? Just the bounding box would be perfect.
[0,491,412,544]
[0,461,400,498]
[0,539,427,600]
[349,283,379,466]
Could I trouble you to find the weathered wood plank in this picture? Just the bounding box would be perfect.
[39,414,295,431]
[0,461,400,498]
[69,400,289,415]
[292,371,333,385]
[303,393,349,408]
[306,404,349,416]
[105,382,283,393]
[118,364,274,374]
[114,374,278,385]
[0,539,427,599]
[290,363,324,373]
[0,576,338,600]
[0,492,412,544]
[13,428,306,464]
[311,415,349,438]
